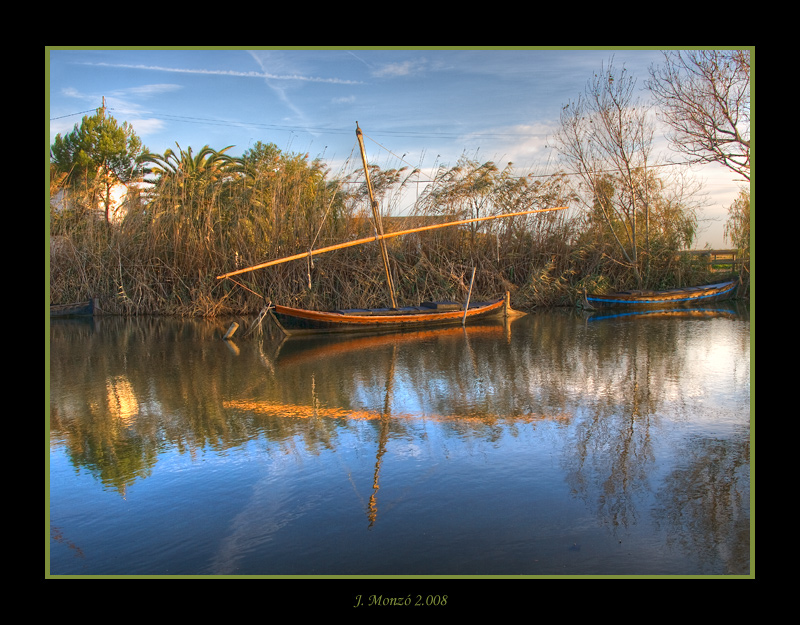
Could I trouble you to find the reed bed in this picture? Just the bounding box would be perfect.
[49,151,740,317]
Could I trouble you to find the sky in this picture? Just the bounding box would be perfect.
[47,47,748,249]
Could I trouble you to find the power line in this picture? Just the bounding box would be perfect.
[49,107,737,181]
[49,108,105,121]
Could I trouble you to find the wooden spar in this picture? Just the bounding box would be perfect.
[356,123,397,308]
[217,205,568,280]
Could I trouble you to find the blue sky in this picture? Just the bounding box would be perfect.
[47,47,745,248]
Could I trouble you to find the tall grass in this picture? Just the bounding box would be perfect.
[49,152,739,316]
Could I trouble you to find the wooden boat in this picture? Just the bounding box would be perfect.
[585,279,739,310]
[269,296,509,336]
[50,299,95,317]
[217,124,566,336]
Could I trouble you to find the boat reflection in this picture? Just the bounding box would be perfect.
[222,397,569,426]
[224,320,567,528]
[587,304,740,323]
[269,320,514,366]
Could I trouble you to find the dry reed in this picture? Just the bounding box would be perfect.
[49,152,736,316]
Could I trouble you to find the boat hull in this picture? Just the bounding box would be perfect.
[50,299,95,317]
[586,280,739,310]
[270,298,508,335]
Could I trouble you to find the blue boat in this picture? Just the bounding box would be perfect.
[585,279,739,310]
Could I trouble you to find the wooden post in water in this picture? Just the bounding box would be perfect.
[356,123,397,309]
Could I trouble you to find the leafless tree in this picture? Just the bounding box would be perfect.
[647,50,751,182]
[552,59,656,288]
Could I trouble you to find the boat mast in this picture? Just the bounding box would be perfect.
[356,122,397,309]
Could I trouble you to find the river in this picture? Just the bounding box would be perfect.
[48,302,751,577]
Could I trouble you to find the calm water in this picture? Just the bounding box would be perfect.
[48,303,751,577]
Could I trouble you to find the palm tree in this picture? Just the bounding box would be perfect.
[140,143,239,224]
[141,143,236,186]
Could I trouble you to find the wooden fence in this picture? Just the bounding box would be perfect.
[679,249,746,272]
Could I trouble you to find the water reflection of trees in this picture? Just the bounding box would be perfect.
[653,429,750,574]
[49,309,750,572]
[555,308,750,573]
[49,317,566,493]
[49,317,293,494]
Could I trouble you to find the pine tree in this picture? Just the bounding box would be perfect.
[50,99,147,222]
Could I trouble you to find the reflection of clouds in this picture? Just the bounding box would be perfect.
[208,461,312,575]
[571,315,749,420]
[389,442,424,459]
[681,322,751,398]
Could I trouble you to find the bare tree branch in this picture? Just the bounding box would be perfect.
[647,50,751,181]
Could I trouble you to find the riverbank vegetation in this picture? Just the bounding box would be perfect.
[49,51,750,316]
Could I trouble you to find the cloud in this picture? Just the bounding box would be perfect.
[371,59,428,78]
[127,117,167,136]
[85,62,363,85]
[51,83,176,142]
[119,84,183,98]
[60,87,83,99]
[246,52,307,123]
